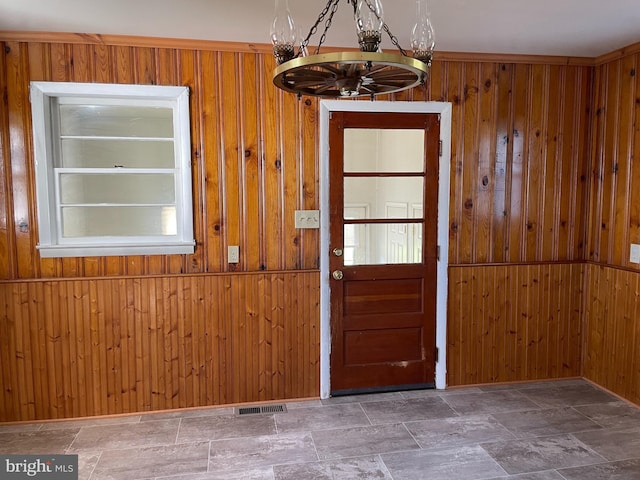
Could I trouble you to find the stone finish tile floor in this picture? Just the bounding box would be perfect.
[1,379,639,479]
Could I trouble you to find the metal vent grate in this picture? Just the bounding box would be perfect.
[236,404,287,416]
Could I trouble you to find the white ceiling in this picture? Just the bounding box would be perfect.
[1,0,639,58]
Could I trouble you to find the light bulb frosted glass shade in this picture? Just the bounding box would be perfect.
[271,0,296,64]
[410,0,435,64]
[355,0,384,52]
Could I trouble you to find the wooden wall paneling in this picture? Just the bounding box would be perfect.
[300,271,317,395]
[547,263,562,378]
[241,52,262,272]
[447,264,583,387]
[631,271,640,401]
[588,64,604,264]
[148,277,162,410]
[612,55,636,267]
[583,265,640,405]
[0,284,17,419]
[559,67,577,260]
[493,64,513,263]
[23,43,49,278]
[447,60,463,264]
[231,274,246,402]
[524,65,547,262]
[0,39,600,278]
[575,67,592,261]
[445,266,460,385]
[632,55,640,254]
[281,83,299,270]
[93,43,112,84]
[507,64,529,263]
[180,49,205,275]
[569,263,584,375]
[0,285,9,419]
[583,264,606,384]
[299,96,319,270]
[588,54,640,270]
[459,62,480,264]
[600,61,619,265]
[26,282,44,419]
[89,278,104,414]
[492,265,507,381]
[5,42,37,280]
[220,52,241,272]
[427,60,444,102]
[476,62,498,263]
[0,43,14,280]
[99,280,114,414]
[615,269,633,391]
[264,56,284,271]
[541,66,561,260]
[201,51,223,274]
[625,54,640,259]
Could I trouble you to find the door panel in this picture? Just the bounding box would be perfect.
[329,111,440,394]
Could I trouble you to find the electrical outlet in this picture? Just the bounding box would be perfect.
[630,244,640,264]
[295,210,320,229]
[228,245,239,263]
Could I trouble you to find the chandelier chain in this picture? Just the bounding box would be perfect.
[315,0,342,54]
[298,0,409,57]
[298,0,340,57]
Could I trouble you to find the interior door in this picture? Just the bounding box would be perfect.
[329,111,440,395]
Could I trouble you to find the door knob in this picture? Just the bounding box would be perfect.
[332,248,343,257]
[332,270,344,280]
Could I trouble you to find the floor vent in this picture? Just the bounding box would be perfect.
[236,404,287,416]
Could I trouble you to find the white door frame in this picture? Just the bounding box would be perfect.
[319,100,452,398]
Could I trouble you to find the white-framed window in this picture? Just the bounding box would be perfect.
[30,81,195,258]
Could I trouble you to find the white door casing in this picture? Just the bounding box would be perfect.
[319,100,452,398]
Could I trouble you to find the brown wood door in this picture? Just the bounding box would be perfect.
[329,111,440,395]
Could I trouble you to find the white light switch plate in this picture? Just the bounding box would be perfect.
[631,244,640,264]
[295,210,320,229]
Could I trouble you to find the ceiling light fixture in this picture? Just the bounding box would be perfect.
[270,0,435,99]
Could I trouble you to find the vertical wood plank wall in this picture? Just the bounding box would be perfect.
[0,273,319,421]
[0,33,604,420]
[582,50,640,406]
[448,263,584,387]
[584,264,640,406]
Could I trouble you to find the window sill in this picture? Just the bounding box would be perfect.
[37,242,196,258]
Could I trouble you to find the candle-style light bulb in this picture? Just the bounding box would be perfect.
[270,0,296,64]
[410,0,435,65]
[355,0,384,52]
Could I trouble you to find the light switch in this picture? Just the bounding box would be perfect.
[630,244,640,264]
[295,210,320,229]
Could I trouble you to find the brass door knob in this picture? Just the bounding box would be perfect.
[332,270,344,280]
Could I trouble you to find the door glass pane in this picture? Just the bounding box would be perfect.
[60,139,174,168]
[62,206,177,237]
[343,223,423,265]
[59,105,174,138]
[344,177,423,219]
[344,129,424,172]
[60,174,175,204]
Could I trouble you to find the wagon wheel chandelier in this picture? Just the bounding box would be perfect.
[270,0,436,99]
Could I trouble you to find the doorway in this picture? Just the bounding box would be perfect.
[328,111,439,394]
[319,100,452,398]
